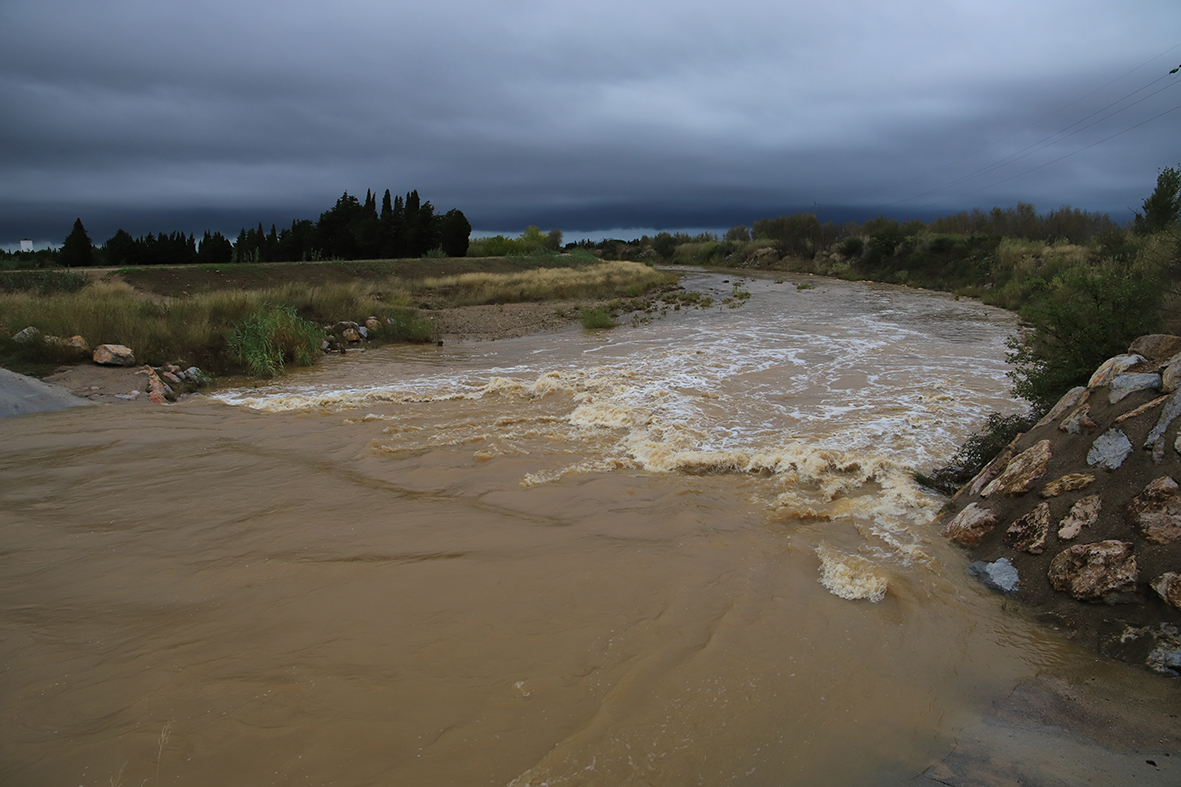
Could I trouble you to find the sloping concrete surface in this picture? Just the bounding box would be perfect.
[0,367,95,418]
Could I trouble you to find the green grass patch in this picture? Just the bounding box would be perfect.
[579,306,618,329]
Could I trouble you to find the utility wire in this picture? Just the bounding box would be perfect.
[979,41,1181,153]
[967,76,1179,180]
[892,76,1179,207]
[943,100,1181,201]
[887,43,1181,208]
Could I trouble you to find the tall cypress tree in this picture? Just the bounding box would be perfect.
[381,194,407,258]
[403,190,421,256]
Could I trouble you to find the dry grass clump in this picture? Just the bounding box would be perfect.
[415,261,675,306]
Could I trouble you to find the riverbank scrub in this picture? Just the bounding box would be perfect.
[0,269,90,295]
[0,258,676,376]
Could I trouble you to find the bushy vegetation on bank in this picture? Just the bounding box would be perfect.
[467,225,565,257]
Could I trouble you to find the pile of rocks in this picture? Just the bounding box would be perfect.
[11,326,87,352]
[938,334,1181,674]
[87,341,211,403]
[322,318,383,354]
[138,363,211,403]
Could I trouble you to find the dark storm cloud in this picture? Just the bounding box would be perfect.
[2,0,1179,245]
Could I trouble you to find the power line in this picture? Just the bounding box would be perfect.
[951,101,1181,199]
[965,76,1179,181]
[887,43,1181,208]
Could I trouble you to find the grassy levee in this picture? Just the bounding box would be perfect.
[0,257,676,376]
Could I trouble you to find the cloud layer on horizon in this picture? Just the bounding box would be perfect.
[2,0,1179,245]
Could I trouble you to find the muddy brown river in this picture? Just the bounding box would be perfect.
[2,271,1176,786]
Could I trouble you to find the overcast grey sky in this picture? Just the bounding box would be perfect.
[2,0,1179,247]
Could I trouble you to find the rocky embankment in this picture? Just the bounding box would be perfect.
[939,334,1181,675]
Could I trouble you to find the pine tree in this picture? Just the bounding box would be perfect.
[60,218,95,267]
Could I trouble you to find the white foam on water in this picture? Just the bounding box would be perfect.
[212,273,1019,600]
[815,543,890,602]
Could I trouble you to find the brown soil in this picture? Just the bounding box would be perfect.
[42,364,161,403]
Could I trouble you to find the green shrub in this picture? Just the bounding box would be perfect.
[920,411,1040,494]
[838,237,864,258]
[579,306,618,329]
[1006,258,1164,409]
[228,305,323,376]
[568,248,598,264]
[375,307,436,343]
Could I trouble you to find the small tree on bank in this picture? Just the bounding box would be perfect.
[1133,165,1181,234]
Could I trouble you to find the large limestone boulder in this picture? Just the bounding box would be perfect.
[942,503,998,547]
[1129,334,1181,360]
[1162,353,1181,394]
[93,344,136,366]
[1152,573,1181,609]
[1057,494,1101,540]
[1048,540,1138,601]
[1006,502,1050,554]
[980,439,1052,496]
[1126,476,1181,545]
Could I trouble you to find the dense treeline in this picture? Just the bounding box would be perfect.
[231,190,471,263]
[0,188,470,269]
[560,201,1124,269]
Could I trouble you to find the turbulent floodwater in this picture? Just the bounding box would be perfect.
[0,271,1164,786]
